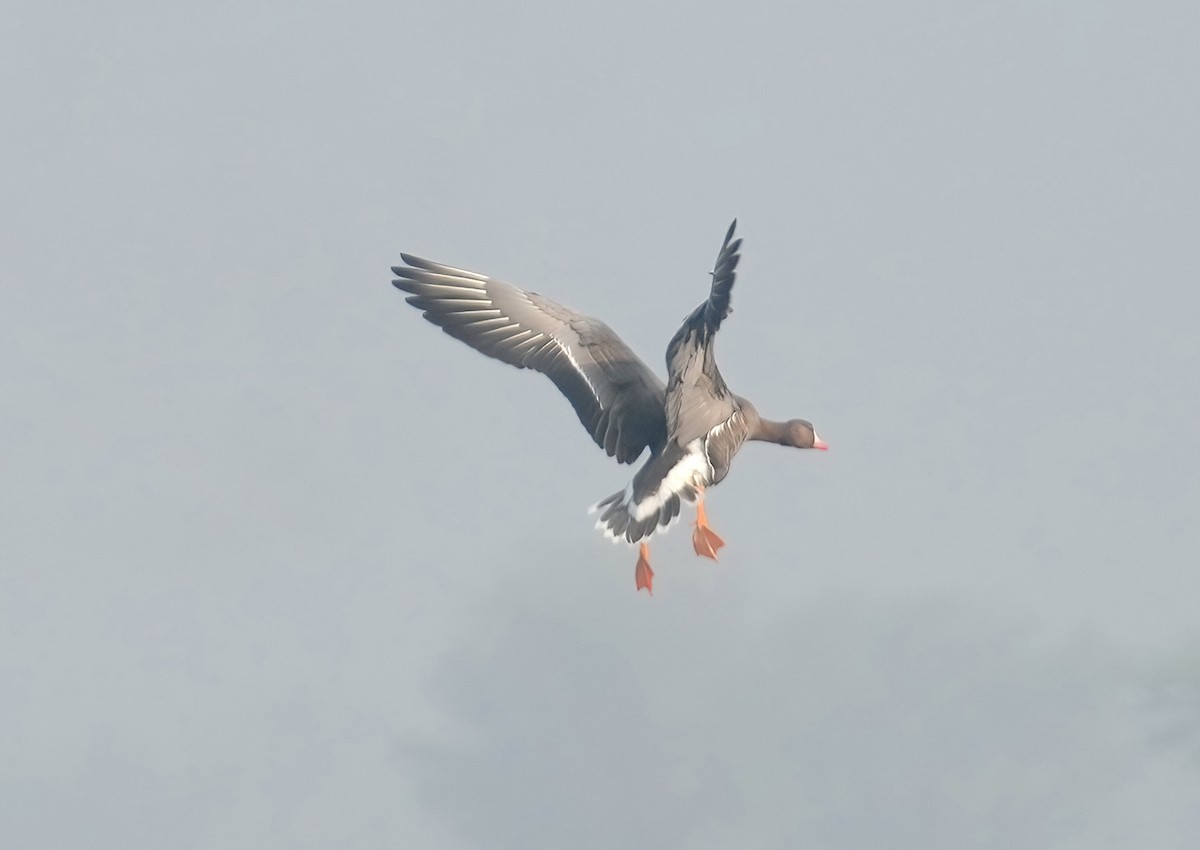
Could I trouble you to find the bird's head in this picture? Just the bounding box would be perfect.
[783,419,828,450]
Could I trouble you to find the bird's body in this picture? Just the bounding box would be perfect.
[391,221,825,592]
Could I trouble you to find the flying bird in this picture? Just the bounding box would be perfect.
[391,221,826,593]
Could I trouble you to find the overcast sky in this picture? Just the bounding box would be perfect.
[4,1,1200,847]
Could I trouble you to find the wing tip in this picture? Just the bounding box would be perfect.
[395,253,490,281]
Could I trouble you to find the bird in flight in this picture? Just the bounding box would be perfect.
[391,221,826,593]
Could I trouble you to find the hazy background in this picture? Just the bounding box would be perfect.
[4,1,1200,847]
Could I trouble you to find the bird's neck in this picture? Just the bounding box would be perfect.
[748,415,789,445]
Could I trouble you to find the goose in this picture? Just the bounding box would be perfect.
[391,221,826,593]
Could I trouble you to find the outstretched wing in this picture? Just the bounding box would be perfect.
[664,220,743,445]
[392,255,667,463]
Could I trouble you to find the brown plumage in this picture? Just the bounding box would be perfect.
[392,220,826,593]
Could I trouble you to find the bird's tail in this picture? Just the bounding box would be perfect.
[589,445,704,544]
[591,488,682,544]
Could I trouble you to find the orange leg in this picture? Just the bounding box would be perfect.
[692,497,726,560]
[635,543,654,594]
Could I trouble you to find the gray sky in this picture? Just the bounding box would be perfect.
[4,0,1200,847]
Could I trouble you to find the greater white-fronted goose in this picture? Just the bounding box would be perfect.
[391,221,826,593]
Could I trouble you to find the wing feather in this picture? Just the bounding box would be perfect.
[664,220,742,445]
[392,256,667,463]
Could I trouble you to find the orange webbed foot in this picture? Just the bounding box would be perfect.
[635,543,654,594]
[692,499,726,560]
[692,524,725,560]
